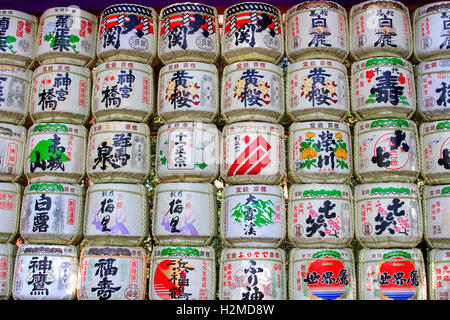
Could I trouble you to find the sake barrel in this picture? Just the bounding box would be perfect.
[287,59,349,122]
[357,248,427,300]
[0,182,21,243]
[152,182,217,246]
[219,248,286,300]
[25,123,87,184]
[0,243,17,300]
[351,57,415,120]
[78,246,147,300]
[285,1,349,62]
[222,2,284,64]
[97,4,157,64]
[36,7,98,67]
[158,3,219,64]
[413,2,450,62]
[30,64,91,125]
[221,184,285,248]
[349,0,412,60]
[354,118,419,183]
[422,185,450,249]
[288,184,353,248]
[87,121,151,183]
[0,10,37,68]
[84,183,149,246]
[149,246,216,300]
[12,244,78,300]
[20,183,84,245]
[221,121,285,185]
[222,61,284,123]
[0,123,26,182]
[420,121,450,184]
[92,61,154,122]
[288,248,356,300]
[0,65,32,125]
[288,121,351,184]
[158,62,218,123]
[156,122,219,183]
[427,249,450,300]
[355,182,422,248]
[416,59,450,121]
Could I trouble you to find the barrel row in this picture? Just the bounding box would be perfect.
[0,244,447,300]
[2,1,450,69]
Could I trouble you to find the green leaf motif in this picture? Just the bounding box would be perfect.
[195,162,207,169]
[160,156,167,165]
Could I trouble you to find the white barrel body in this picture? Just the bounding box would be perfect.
[221,121,285,185]
[20,183,85,245]
[427,249,450,300]
[219,248,286,300]
[355,182,422,248]
[285,1,349,62]
[84,183,149,246]
[78,246,147,300]
[30,64,91,124]
[149,246,216,300]
[351,57,415,120]
[349,0,412,60]
[422,184,450,249]
[0,182,21,243]
[288,121,352,184]
[25,123,87,184]
[222,61,284,123]
[156,122,219,182]
[153,182,217,246]
[0,243,17,300]
[289,248,356,300]
[221,184,285,247]
[158,3,219,64]
[0,10,37,68]
[87,121,151,183]
[288,184,353,248]
[158,62,218,123]
[0,65,32,125]
[357,248,427,300]
[92,60,154,122]
[222,2,284,64]
[97,4,157,64]
[37,7,98,67]
[0,123,26,182]
[13,244,79,300]
[354,118,419,183]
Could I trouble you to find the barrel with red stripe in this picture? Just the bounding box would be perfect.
[97,4,157,64]
[158,3,219,64]
[222,2,284,64]
[221,121,285,185]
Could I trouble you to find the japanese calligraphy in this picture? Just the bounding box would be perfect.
[28,256,54,296]
[234,69,270,108]
[374,198,409,236]
[308,10,331,47]
[101,70,135,108]
[440,12,450,49]
[32,194,51,233]
[29,134,69,173]
[0,17,16,54]
[92,258,121,300]
[374,10,397,48]
[231,194,275,236]
[93,133,132,170]
[243,260,264,300]
[301,68,337,107]
[44,15,80,53]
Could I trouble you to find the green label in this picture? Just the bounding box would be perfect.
[29,183,64,192]
[370,119,410,129]
[312,249,342,259]
[33,123,69,133]
[365,57,405,67]
[302,189,343,197]
[160,247,200,257]
[383,250,412,260]
[370,186,411,195]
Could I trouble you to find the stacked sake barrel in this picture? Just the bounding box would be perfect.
[151,2,220,300]
[284,1,357,300]
[349,0,428,300]
[413,2,450,300]
[0,9,37,300]
[5,7,97,300]
[75,4,158,301]
[218,2,287,301]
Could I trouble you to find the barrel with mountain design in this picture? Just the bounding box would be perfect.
[20,183,85,245]
[357,248,427,300]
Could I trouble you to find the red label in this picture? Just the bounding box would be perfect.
[6,143,18,166]
[227,135,271,176]
[67,199,75,225]
[304,257,347,300]
[379,257,419,300]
